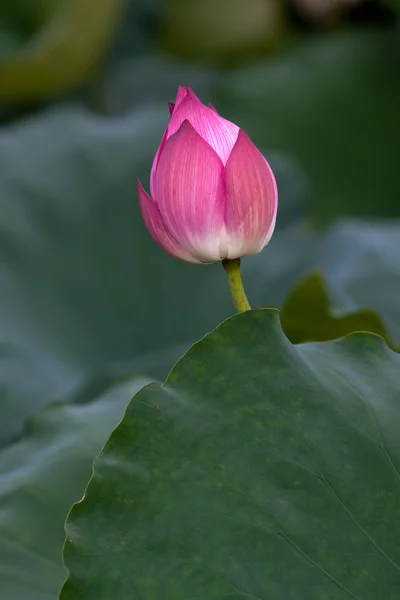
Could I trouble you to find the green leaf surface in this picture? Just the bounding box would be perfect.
[218,29,400,223]
[280,270,394,348]
[61,310,400,599]
[0,376,150,600]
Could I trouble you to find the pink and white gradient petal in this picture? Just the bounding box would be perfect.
[154,120,226,263]
[222,129,278,258]
[168,87,239,165]
[137,179,200,263]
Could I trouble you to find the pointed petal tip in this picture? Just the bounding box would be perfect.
[168,93,239,164]
[174,85,190,109]
[168,118,221,150]
[137,178,151,204]
[176,118,195,134]
[168,102,175,116]
[137,178,153,203]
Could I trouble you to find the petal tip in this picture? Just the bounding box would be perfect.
[174,85,190,108]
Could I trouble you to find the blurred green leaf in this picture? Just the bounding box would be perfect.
[280,269,394,347]
[303,220,400,343]
[164,0,285,61]
[382,0,400,11]
[0,27,24,62]
[106,0,162,59]
[218,28,400,222]
[248,219,400,348]
[0,0,56,64]
[61,310,400,599]
[99,53,221,115]
[0,0,55,35]
[0,375,150,600]
[0,0,120,105]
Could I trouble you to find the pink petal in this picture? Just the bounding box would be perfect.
[174,84,189,110]
[150,87,199,197]
[154,120,226,263]
[222,129,278,258]
[137,179,200,263]
[208,102,218,113]
[150,127,169,198]
[168,87,239,165]
[149,88,190,197]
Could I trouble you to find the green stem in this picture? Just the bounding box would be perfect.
[222,258,251,313]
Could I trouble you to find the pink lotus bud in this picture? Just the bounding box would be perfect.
[137,85,278,264]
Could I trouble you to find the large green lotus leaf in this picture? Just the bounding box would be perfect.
[280,269,394,348]
[0,375,150,600]
[61,310,400,599]
[217,29,400,222]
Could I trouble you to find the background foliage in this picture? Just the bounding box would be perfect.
[0,0,399,598]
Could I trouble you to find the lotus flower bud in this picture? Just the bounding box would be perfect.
[137,85,278,264]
